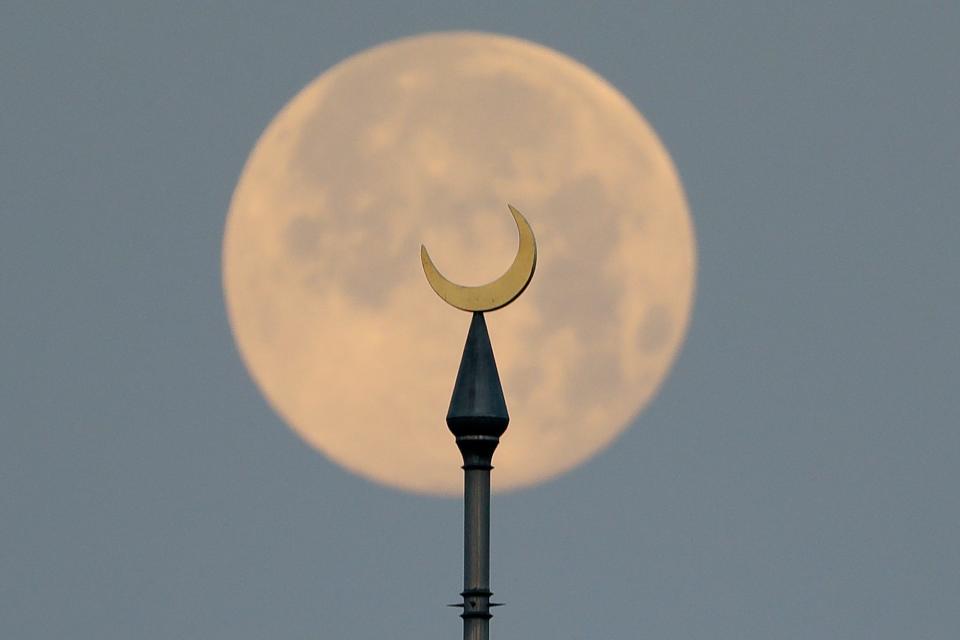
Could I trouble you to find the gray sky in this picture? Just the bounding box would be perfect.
[3,2,959,638]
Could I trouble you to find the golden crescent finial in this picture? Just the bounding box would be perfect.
[421,204,537,312]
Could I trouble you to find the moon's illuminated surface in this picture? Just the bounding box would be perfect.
[223,32,696,495]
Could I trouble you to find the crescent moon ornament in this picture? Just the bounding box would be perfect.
[421,204,537,312]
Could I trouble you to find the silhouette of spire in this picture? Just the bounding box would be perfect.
[446,312,509,438]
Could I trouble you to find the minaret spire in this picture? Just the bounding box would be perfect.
[447,312,507,640]
[420,204,537,640]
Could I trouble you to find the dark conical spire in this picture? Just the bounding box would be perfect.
[446,312,510,438]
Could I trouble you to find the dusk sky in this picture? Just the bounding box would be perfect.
[3,3,959,638]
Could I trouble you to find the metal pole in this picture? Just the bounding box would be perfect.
[446,313,509,640]
[459,438,497,640]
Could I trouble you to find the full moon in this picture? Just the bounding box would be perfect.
[223,32,696,495]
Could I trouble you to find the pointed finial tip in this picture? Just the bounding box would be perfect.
[446,312,509,437]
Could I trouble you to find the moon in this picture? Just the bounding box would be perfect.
[222,32,696,495]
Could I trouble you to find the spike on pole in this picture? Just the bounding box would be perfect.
[447,312,508,640]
